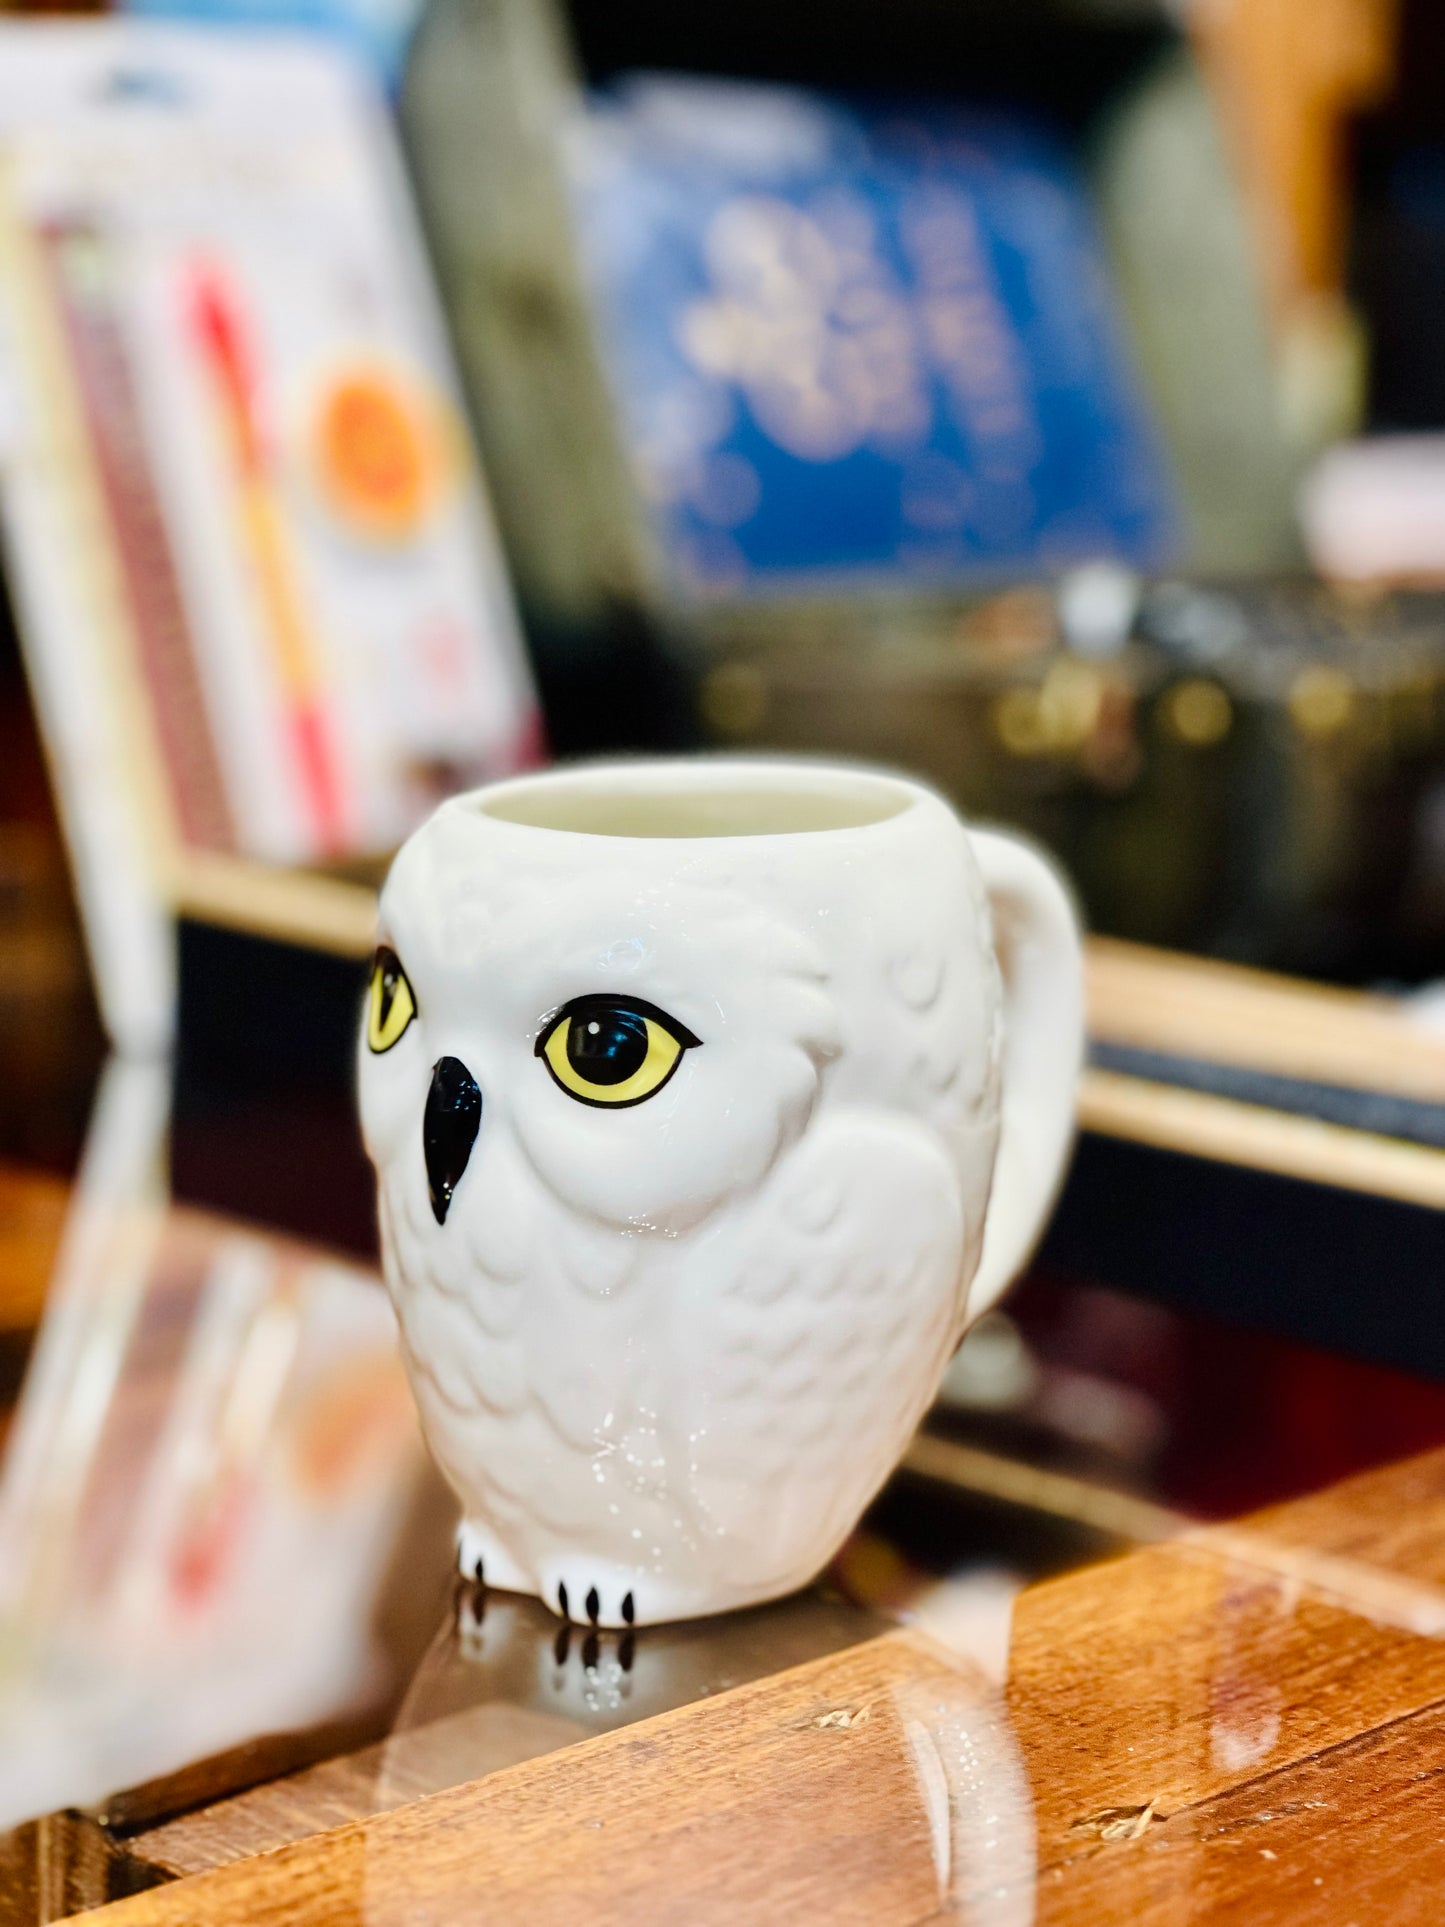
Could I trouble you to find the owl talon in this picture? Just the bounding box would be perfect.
[455,1522,526,1596]
[547,1571,639,1627]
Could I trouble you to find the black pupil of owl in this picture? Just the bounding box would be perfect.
[374,947,403,1027]
[568,1004,649,1085]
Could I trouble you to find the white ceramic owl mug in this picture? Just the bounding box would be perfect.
[359,758,1083,1629]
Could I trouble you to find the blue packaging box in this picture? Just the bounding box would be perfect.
[571,75,1180,595]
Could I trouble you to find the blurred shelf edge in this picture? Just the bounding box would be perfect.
[174,853,1445,1190]
[169,858,1445,1380]
[1085,932,1445,1102]
[167,851,378,962]
[1080,1069,1445,1209]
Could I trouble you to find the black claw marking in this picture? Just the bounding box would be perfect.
[474,1555,485,1584]
[621,1591,635,1625]
[558,1581,569,1619]
[618,1630,635,1673]
[553,1622,571,1665]
[581,1630,600,1671]
[585,1586,600,1625]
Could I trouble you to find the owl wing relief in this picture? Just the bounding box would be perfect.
[385,1115,669,1553]
[674,1109,967,1597]
[380,1131,546,1518]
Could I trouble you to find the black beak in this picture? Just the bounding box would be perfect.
[424,1057,482,1226]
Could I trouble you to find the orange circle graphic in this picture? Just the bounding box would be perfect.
[314,368,443,541]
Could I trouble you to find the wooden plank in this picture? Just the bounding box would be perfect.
[58,1449,1445,1925]
[1077,1067,1445,1209]
[130,1704,588,1879]
[122,1587,886,1880]
[73,1566,1445,1926]
[1006,1443,1445,1871]
[1085,935,1445,1104]
[1037,1692,1445,1925]
[88,1712,400,1839]
[0,1809,163,1923]
[167,851,375,960]
[67,1630,971,1926]
[1221,1439,1445,1576]
[901,1430,1181,1544]
[1009,1540,1445,1862]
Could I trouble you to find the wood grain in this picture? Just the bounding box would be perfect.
[1238,1437,1445,1575]
[123,1586,884,1882]
[65,1450,1445,1927]
[1010,1537,1445,1861]
[129,1704,588,1879]
[69,1631,977,1926]
[1006,1443,1445,1902]
[1038,1693,1445,1925]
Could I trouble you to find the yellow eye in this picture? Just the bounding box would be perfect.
[536,996,700,1108]
[367,946,417,1053]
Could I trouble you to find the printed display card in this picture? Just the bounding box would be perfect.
[0,24,538,1046]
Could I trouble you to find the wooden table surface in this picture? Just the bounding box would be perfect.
[6,931,1445,1927]
[25,1443,1445,1926]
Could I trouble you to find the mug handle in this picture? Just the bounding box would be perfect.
[964,829,1085,1322]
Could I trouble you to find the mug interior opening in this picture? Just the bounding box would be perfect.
[478,770,914,838]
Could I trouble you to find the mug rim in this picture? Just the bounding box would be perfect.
[460,756,934,842]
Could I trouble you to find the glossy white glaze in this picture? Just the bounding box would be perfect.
[358,759,1082,1625]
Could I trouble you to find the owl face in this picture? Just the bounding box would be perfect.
[357,802,840,1239]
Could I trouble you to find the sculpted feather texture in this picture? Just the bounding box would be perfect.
[358,761,1081,1626]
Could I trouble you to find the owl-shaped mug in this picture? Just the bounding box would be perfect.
[359,757,1083,1628]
